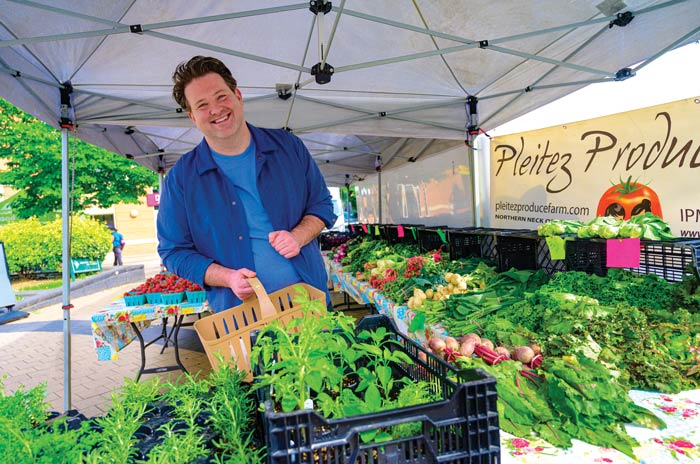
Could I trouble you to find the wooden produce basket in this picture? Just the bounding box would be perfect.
[193,278,324,381]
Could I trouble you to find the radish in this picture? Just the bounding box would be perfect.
[480,338,495,350]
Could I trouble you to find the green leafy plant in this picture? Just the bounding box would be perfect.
[206,361,265,464]
[0,215,111,275]
[253,289,438,444]
[0,378,90,462]
[253,286,358,412]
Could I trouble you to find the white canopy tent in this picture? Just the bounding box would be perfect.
[1,0,699,410]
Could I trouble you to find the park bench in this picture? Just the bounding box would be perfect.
[70,258,102,281]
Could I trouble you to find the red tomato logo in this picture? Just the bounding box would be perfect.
[596,176,663,220]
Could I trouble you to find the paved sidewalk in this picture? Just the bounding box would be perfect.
[0,253,211,418]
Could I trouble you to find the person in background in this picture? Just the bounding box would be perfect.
[110,226,124,266]
[157,56,336,312]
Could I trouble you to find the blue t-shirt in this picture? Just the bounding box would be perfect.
[112,231,124,248]
[211,140,301,293]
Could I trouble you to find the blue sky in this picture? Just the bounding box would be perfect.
[492,41,700,135]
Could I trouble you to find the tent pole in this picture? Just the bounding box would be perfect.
[61,128,72,412]
[467,141,479,228]
[377,170,382,224]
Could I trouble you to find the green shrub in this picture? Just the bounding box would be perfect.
[0,215,111,275]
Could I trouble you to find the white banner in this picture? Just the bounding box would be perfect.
[490,97,700,238]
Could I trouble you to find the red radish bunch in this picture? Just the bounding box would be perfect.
[332,243,349,263]
[404,256,426,278]
[368,268,398,290]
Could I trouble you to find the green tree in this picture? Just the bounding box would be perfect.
[0,98,158,219]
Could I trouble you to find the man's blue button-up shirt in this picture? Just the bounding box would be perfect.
[156,123,337,312]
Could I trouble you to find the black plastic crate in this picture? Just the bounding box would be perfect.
[565,239,607,276]
[417,226,449,253]
[496,234,538,271]
[259,315,501,464]
[627,239,700,282]
[448,228,499,261]
[347,223,364,237]
[536,237,567,276]
[383,224,423,245]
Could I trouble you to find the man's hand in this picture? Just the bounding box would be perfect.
[269,230,302,258]
[226,268,257,300]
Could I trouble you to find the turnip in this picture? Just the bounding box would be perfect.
[459,339,476,357]
[494,346,511,359]
[459,333,481,346]
[428,338,446,354]
[529,343,542,355]
[513,346,535,364]
[480,338,495,350]
[444,336,459,352]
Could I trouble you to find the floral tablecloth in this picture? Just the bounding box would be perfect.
[91,298,210,361]
[325,262,700,463]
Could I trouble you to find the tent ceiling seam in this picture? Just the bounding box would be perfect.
[0,19,62,86]
[69,0,138,82]
[135,130,196,146]
[293,113,378,133]
[480,17,613,129]
[411,0,470,96]
[284,13,316,129]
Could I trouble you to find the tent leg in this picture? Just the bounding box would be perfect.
[377,170,382,224]
[61,128,72,412]
[467,141,480,227]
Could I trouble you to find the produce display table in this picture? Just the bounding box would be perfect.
[327,260,447,340]
[91,298,210,380]
[323,254,373,311]
[325,261,700,463]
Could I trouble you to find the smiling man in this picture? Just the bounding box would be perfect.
[157,56,336,312]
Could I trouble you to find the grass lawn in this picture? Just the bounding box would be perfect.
[12,272,97,293]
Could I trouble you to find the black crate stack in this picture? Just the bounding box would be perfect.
[496,233,539,272]
[417,226,449,253]
[627,239,700,282]
[564,239,608,276]
[448,228,499,261]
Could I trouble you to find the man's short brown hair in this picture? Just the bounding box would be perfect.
[172,56,238,111]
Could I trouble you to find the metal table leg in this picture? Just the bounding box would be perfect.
[131,315,189,382]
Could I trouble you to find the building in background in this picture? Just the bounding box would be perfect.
[84,194,159,258]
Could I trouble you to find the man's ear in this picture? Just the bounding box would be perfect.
[234,87,243,101]
[187,112,195,123]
